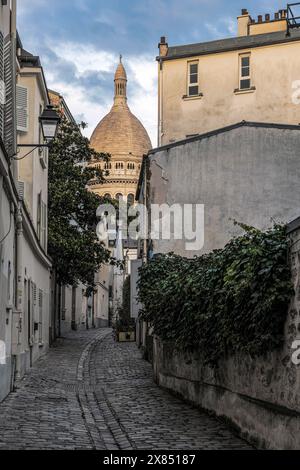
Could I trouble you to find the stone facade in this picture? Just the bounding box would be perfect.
[88,59,152,325]
[89,58,152,201]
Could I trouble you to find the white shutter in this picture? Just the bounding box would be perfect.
[16,84,28,132]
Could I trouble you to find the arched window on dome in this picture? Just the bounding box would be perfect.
[115,193,123,202]
[104,193,111,200]
[127,194,135,206]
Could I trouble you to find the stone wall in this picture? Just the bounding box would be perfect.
[152,224,300,450]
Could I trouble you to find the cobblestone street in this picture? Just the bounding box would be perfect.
[0,330,252,450]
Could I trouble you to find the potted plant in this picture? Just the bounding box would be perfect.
[113,276,136,342]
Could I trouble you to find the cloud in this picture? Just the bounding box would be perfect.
[205,17,237,39]
[42,41,157,145]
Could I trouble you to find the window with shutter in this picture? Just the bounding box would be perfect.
[37,191,41,241]
[41,201,47,250]
[0,31,4,141]
[4,36,17,157]
[16,85,28,132]
[38,289,43,344]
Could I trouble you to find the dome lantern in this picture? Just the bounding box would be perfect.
[89,56,152,200]
[114,54,127,105]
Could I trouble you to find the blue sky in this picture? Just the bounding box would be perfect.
[18,0,285,144]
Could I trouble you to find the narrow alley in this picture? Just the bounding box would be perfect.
[0,330,251,450]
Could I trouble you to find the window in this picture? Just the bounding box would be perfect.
[16,85,28,132]
[7,261,11,302]
[104,162,111,170]
[116,162,124,170]
[127,163,135,170]
[239,54,251,90]
[188,61,199,96]
[104,193,111,199]
[37,192,47,251]
[127,194,135,206]
[38,289,43,344]
[61,287,66,321]
[115,193,123,201]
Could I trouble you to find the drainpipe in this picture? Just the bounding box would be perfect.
[158,59,163,147]
[14,203,23,380]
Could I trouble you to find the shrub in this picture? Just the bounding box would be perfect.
[138,224,294,365]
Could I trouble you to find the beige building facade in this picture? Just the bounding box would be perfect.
[157,7,300,146]
[15,42,52,378]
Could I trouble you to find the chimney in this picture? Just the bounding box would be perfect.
[275,12,279,20]
[265,14,270,22]
[237,9,251,36]
[158,36,168,57]
[280,9,287,19]
[258,15,263,23]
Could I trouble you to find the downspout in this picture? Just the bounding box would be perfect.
[14,203,23,381]
[158,59,163,147]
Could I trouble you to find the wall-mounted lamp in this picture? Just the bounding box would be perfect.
[15,105,61,160]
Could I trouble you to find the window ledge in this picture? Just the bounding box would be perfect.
[234,86,256,95]
[182,93,203,101]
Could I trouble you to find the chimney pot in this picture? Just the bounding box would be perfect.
[280,9,287,19]
[241,9,248,15]
[160,36,166,44]
[265,14,270,22]
[275,12,279,20]
[258,15,263,23]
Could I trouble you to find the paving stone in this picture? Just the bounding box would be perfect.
[0,329,252,450]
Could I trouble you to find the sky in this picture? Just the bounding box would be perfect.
[18,0,286,145]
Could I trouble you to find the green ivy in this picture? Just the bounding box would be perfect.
[138,224,294,366]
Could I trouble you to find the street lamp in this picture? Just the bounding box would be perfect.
[39,105,61,143]
[16,105,61,154]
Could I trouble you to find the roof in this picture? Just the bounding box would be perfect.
[90,60,151,158]
[18,47,41,67]
[48,89,77,124]
[115,59,127,81]
[159,29,300,61]
[149,121,300,155]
